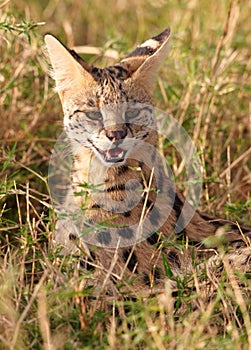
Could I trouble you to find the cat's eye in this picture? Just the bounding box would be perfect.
[85,111,102,120]
[125,109,141,120]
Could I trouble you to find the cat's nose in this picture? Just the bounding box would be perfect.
[106,128,127,141]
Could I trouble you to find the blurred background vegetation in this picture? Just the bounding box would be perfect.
[0,0,250,349]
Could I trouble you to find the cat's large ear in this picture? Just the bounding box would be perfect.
[44,35,95,102]
[120,28,171,89]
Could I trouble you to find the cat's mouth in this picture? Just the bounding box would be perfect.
[88,138,127,164]
[101,146,127,163]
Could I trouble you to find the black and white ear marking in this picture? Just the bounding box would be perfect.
[125,28,171,60]
[118,27,171,88]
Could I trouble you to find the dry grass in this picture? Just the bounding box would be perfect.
[0,0,250,349]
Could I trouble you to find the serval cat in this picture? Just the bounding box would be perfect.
[45,28,251,294]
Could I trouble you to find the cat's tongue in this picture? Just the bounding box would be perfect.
[105,147,125,162]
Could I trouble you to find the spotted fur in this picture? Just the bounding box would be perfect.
[45,28,251,293]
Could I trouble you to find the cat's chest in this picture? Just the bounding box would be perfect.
[70,155,164,246]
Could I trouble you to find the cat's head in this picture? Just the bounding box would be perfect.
[45,28,171,166]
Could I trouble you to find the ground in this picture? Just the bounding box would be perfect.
[0,0,250,349]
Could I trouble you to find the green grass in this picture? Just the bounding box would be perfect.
[0,0,251,349]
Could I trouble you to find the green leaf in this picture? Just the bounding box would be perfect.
[2,142,17,172]
[162,253,174,279]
